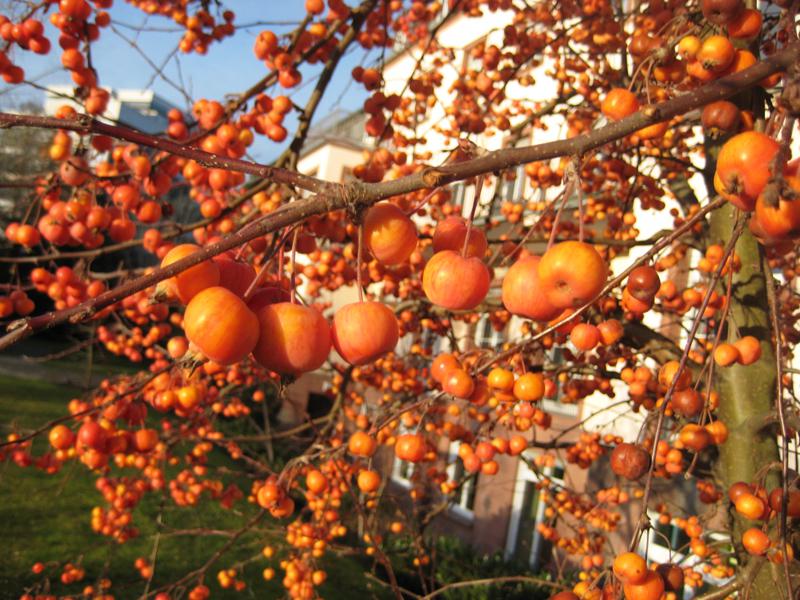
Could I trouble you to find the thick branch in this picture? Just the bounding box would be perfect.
[0,43,796,351]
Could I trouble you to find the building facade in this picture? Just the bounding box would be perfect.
[284,5,736,593]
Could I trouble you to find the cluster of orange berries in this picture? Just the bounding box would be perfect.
[123,2,235,55]
[168,468,229,507]
[595,485,632,505]
[0,15,48,83]
[1,434,35,468]
[59,561,88,586]
[360,83,403,141]
[456,438,521,477]
[4,0,109,89]
[651,439,684,476]
[133,556,153,579]
[713,335,762,367]
[275,555,328,600]
[565,432,605,469]
[145,377,208,416]
[26,565,113,598]
[729,481,800,559]
[53,0,115,109]
[252,28,302,90]
[501,398,553,433]
[91,476,150,541]
[216,567,247,591]
[551,486,623,534]
[350,355,427,397]
[237,93,292,143]
[610,552,684,600]
[98,322,173,363]
[254,477,296,519]
[0,288,34,319]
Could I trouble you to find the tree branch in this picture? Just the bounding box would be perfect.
[0,42,796,351]
[0,112,333,195]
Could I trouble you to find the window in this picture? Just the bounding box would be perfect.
[505,453,565,570]
[450,181,467,210]
[391,454,415,488]
[445,442,478,521]
[307,392,333,420]
[475,314,504,351]
[421,327,446,355]
[500,164,526,203]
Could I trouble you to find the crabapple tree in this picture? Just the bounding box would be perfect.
[1,0,799,599]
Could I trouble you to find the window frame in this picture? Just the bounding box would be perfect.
[504,451,565,569]
[474,313,504,351]
[445,441,478,522]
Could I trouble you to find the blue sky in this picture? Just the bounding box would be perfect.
[2,2,376,162]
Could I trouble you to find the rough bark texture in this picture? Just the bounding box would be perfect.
[709,202,780,598]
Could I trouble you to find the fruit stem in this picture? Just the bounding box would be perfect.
[547,187,570,250]
[243,262,267,302]
[289,228,299,304]
[405,187,440,216]
[357,223,364,303]
[575,177,585,243]
[461,175,483,258]
[244,226,298,301]
[627,54,654,92]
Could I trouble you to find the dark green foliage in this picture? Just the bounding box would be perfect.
[384,534,554,600]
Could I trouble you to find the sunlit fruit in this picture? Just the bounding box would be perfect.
[357,469,381,492]
[742,527,770,555]
[331,301,398,365]
[431,353,460,383]
[622,571,664,600]
[161,244,221,304]
[714,131,779,211]
[432,216,488,258]
[442,369,475,399]
[423,250,490,311]
[539,241,607,309]
[252,302,331,375]
[613,552,648,584]
[348,431,377,457]
[395,433,426,463]
[513,372,544,402]
[49,424,75,450]
[363,202,418,265]
[184,286,260,365]
[735,492,768,520]
[501,255,561,321]
[601,88,639,121]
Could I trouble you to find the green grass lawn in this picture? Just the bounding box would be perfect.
[0,374,388,599]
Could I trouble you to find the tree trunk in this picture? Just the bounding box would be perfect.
[709,202,781,598]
